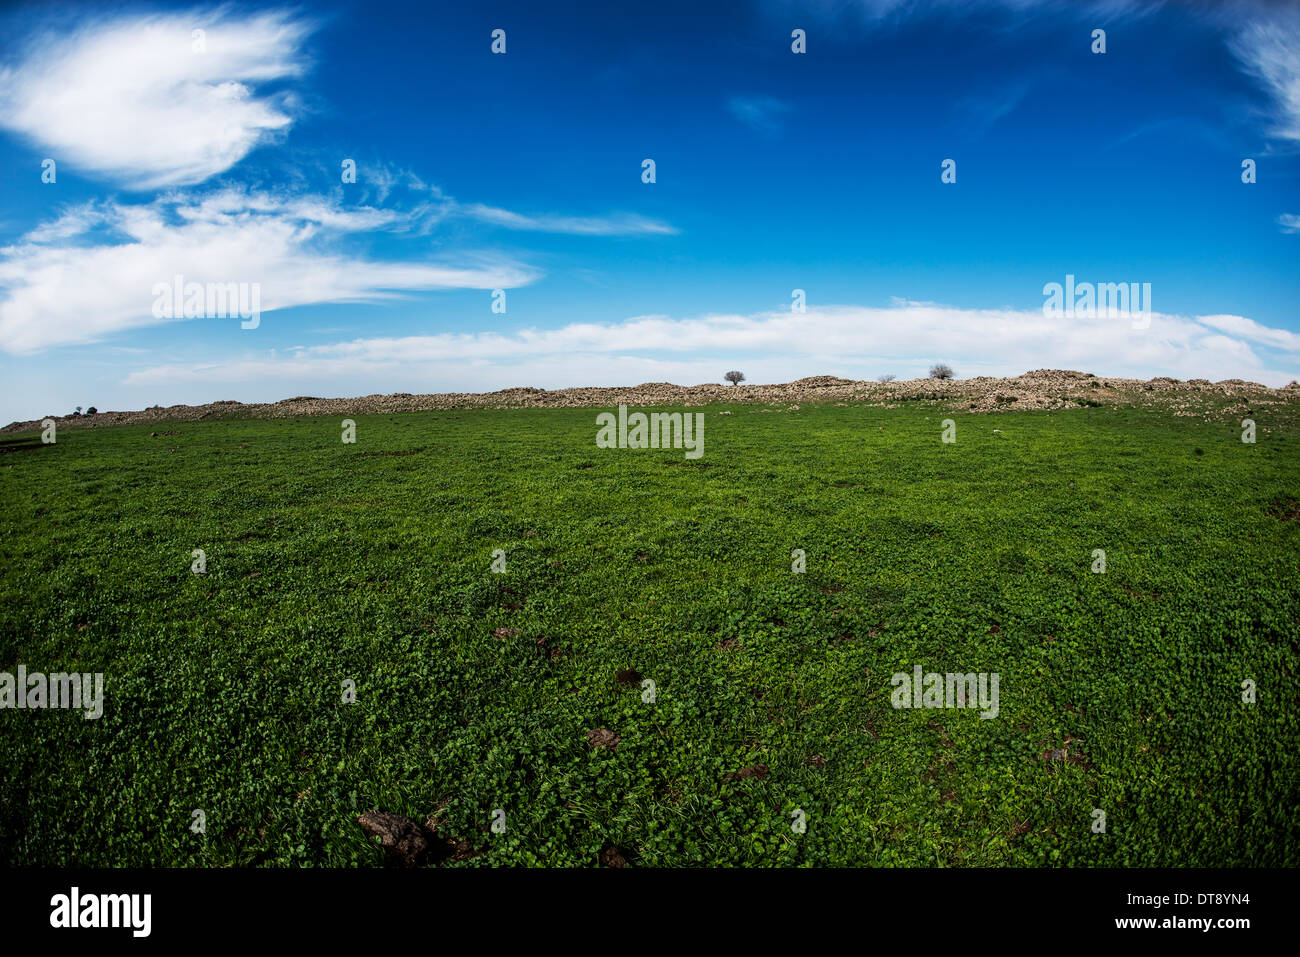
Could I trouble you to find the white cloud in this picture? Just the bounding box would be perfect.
[765,0,1160,26]
[20,202,112,243]
[0,170,679,353]
[726,95,793,135]
[1278,213,1300,233]
[0,9,313,188]
[0,188,539,353]
[462,204,679,236]
[1195,313,1300,351]
[955,82,1032,138]
[1229,6,1300,145]
[121,301,1300,391]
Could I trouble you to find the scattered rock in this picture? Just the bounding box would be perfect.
[586,728,621,751]
[599,843,629,868]
[8,369,1295,433]
[1036,737,1092,768]
[357,811,455,867]
[790,375,855,387]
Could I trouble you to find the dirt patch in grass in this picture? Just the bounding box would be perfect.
[723,764,769,782]
[1266,496,1300,521]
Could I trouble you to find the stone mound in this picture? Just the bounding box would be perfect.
[790,376,857,387]
[5,370,1291,433]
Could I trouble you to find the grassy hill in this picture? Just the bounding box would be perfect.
[1,401,1297,865]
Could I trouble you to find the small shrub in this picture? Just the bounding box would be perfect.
[929,363,954,380]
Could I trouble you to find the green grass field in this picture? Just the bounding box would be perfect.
[1,401,1297,866]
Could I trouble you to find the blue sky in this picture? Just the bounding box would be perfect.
[1,0,1298,422]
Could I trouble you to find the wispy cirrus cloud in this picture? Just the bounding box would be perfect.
[461,204,679,236]
[284,163,679,237]
[763,0,1162,27]
[1278,213,1300,234]
[955,81,1033,138]
[785,0,1296,152]
[1228,5,1300,146]
[0,8,314,189]
[726,95,793,135]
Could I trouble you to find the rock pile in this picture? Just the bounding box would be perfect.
[5,370,1295,434]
